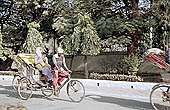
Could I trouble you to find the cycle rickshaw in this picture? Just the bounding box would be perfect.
[144,48,170,110]
[12,53,85,102]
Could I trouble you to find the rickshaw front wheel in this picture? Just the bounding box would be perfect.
[150,85,170,110]
[66,80,85,103]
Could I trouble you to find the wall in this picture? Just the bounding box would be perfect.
[65,52,127,73]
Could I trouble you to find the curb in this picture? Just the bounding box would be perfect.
[0,75,157,91]
[0,75,14,81]
[77,79,157,91]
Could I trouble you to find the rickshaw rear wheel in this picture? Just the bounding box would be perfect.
[18,77,33,100]
[12,74,21,90]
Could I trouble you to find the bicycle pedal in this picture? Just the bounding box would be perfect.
[162,96,170,102]
[54,92,60,97]
[58,82,62,86]
[54,86,60,97]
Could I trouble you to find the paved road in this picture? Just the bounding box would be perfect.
[0,79,154,110]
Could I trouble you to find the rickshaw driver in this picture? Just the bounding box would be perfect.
[52,47,72,86]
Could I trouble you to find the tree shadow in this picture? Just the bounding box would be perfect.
[0,84,73,102]
[85,94,153,110]
[52,97,72,102]
[0,85,19,99]
[0,84,52,101]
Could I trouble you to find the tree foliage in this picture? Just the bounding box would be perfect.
[61,12,101,55]
[152,0,170,50]
[0,0,169,72]
[94,0,150,55]
[22,22,45,53]
[0,0,151,56]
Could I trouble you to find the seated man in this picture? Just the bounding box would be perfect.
[34,47,52,85]
[165,47,170,64]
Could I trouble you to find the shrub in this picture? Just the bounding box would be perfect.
[123,55,143,75]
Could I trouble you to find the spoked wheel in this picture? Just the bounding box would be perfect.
[67,80,85,102]
[18,77,33,100]
[12,74,21,90]
[41,85,54,97]
[150,85,170,110]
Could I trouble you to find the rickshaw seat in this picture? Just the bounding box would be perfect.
[17,53,35,67]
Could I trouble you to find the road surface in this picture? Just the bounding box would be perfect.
[0,79,155,110]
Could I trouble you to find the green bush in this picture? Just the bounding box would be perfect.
[123,55,142,75]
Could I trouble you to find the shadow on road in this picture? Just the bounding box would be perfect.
[85,94,153,110]
[0,84,73,103]
[0,85,19,99]
[52,97,72,102]
[0,84,51,101]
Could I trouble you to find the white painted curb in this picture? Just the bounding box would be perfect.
[0,75,14,81]
[0,75,158,91]
[77,79,157,91]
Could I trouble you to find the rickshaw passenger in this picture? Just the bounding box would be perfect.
[145,48,170,69]
[34,47,52,84]
[165,47,170,64]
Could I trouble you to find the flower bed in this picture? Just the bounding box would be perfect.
[89,72,143,82]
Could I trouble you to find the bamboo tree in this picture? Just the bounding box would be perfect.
[61,12,101,78]
[22,22,45,53]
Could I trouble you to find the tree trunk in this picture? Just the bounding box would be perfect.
[128,32,137,55]
[131,0,139,9]
[123,0,139,55]
[84,55,88,79]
